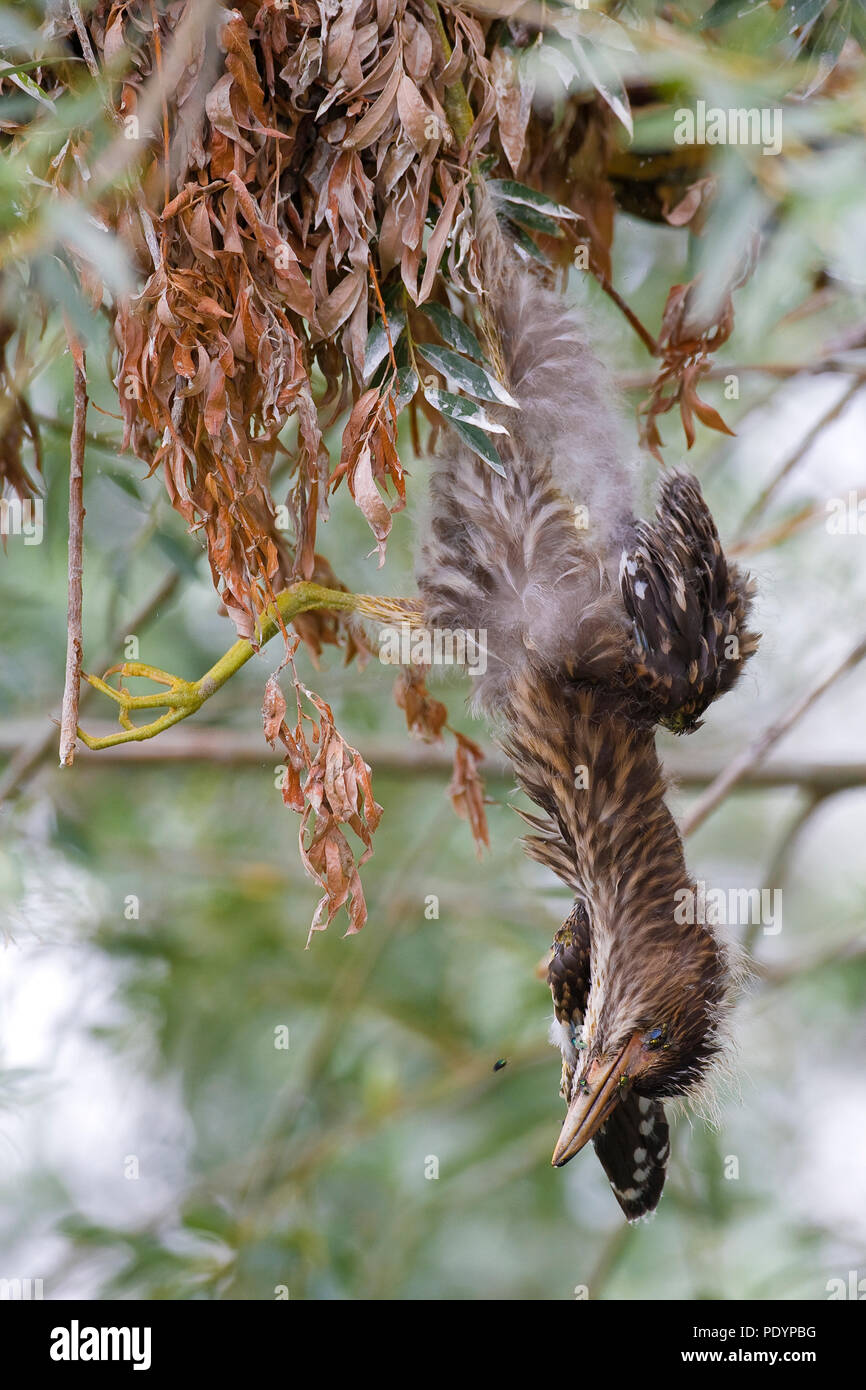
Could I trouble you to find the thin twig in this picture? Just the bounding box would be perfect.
[367,252,399,376]
[595,272,658,357]
[730,498,822,556]
[732,486,866,557]
[149,0,171,212]
[426,2,475,145]
[739,378,862,532]
[68,0,100,78]
[682,633,866,836]
[757,933,866,988]
[35,411,133,456]
[587,1222,634,1296]
[59,355,87,767]
[743,791,825,954]
[616,357,866,391]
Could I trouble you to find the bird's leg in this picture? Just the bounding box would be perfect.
[76,582,424,751]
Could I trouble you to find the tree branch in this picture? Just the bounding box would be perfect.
[59,355,87,767]
[7,722,866,802]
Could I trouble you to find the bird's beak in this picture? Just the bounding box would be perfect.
[551,1033,644,1168]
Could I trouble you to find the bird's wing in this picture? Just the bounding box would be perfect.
[593,1095,670,1221]
[546,900,592,1104]
[620,471,758,733]
[547,899,592,1024]
[514,805,586,894]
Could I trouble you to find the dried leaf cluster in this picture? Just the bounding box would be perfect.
[263,663,381,943]
[0,1,647,587]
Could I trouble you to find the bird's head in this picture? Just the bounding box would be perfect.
[552,916,731,1167]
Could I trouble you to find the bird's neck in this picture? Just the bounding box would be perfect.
[570,707,690,921]
[506,671,728,1081]
[505,676,693,920]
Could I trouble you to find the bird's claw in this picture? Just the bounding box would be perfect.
[78,662,202,749]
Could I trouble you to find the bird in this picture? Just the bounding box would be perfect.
[417,184,759,1220]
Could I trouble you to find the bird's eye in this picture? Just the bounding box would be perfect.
[643,1026,667,1050]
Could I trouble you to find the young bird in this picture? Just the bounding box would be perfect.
[418,188,758,1220]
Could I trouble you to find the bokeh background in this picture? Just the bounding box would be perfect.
[2,0,866,1300]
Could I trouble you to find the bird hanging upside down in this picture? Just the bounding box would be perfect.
[418,187,759,1221]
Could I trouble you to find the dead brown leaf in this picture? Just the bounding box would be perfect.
[448,730,490,856]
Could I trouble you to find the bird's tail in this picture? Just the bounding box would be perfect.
[417,185,635,711]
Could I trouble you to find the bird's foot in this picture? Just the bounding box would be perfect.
[78,662,202,749]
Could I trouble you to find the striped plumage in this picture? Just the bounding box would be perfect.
[548,903,670,1220]
[417,187,758,1220]
[621,472,758,733]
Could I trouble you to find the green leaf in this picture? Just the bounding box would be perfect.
[417,343,520,409]
[419,301,483,360]
[447,417,506,476]
[153,527,202,578]
[503,220,550,266]
[700,0,752,28]
[363,309,405,383]
[0,57,76,78]
[0,63,55,110]
[814,4,852,58]
[390,365,418,414]
[182,1203,236,1241]
[803,4,852,92]
[537,43,580,90]
[786,0,830,29]
[498,202,564,238]
[422,386,510,434]
[46,203,133,294]
[99,467,143,502]
[570,40,632,137]
[487,179,578,221]
[851,2,866,50]
[571,12,637,54]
